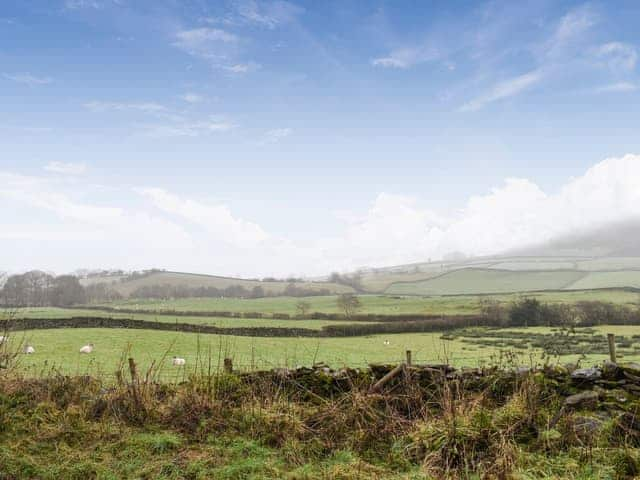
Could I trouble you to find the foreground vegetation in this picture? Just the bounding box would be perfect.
[2,356,640,478]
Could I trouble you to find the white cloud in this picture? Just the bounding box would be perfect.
[324,154,640,269]
[180,93,204,104]
[44,161,87,175]
[222,62,261,74]
[371,46,440,69]
[83,101,168,113]
[65,0,101,9]
[261,127,292,144]
[458,5,600,111]
[551,5,597,45]
[590,82,637,93]
[593,42,638,71]
[235,0,303,28]
[3,73,53,86]
[459,70,542,111]
[208,0,303,29]
[0,172,192,272]
[3,154,640,276]
[0,172,122,223]
[140,119,236,138]
[173,28,238,60]
[137,187,268,247]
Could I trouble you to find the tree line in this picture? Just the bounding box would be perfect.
[0,271,339,307]
[0,271,85,307]
[128,282,334,300]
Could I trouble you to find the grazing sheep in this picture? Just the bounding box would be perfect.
[172,356,186,366]
[24,345,35,354]
[79,343,94,354]
[0,336,5,345]
[383,340,390,346]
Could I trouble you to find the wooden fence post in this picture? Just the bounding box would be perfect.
[607,334,617,363]
[128,357,140,406]
[369,364,404,394]
[406,350,412,366]
[224,357,233,374]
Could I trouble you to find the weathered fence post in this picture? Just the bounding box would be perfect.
[128,357,140,406]
[607,333,617,363]
[224,357,233,374]
[406,350,412,366]
[369,364,405,394]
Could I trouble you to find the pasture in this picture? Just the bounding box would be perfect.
[7,325,640,378]
[92,289,639,316]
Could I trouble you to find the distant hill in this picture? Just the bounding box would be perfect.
[359,256,640,295]
[73,218,640,298]
[80,270,355,297]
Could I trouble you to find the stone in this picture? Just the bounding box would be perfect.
[621,362,640,376]
[601,361,621,380]
[571,367,602,382]
[573,415,605,438]
[565,390,599,409]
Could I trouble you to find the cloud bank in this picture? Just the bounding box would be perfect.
[1,154,640,276]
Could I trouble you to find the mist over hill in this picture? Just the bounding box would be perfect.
[508,218,640,258]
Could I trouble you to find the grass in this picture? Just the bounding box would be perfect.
[90,289,640,316]
[2,347,640,479]
[100,271,355,297]
[385,268,587,295]
[567,270,640,290]
[7,325,640,378]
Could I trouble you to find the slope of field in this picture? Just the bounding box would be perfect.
[385,268,587,295]
[354,256,640,294]
[358,270,445,292]
[566,270,640,290]
[490,261,579,270]
[575,257,640,271]
[106,271,354,297]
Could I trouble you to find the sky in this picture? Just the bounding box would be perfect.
[1,0,640,277]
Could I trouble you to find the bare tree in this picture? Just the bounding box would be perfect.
[336,293,361,319]
[295,300,311,318]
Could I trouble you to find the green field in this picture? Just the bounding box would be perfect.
[91,289,640,316]
[386,268,587,295]
[82,270,354,296]
[567,270,640,290]
[384,268,640,295]
[6,325,640,378]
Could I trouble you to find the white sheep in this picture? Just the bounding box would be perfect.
[172,356,186,366]
[0,336,5,345]
[24,345,35,354]
[79,343,94,354]
[383,340,390,346]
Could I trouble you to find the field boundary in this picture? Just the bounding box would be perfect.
[61,305,478,323]
[2,315,487,338]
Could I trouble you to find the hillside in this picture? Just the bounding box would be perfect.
[81,270,355,297]
[354,256,640,295]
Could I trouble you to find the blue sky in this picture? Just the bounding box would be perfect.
[1,0,640,276]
